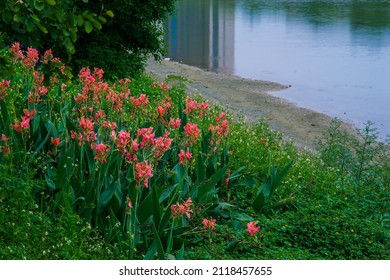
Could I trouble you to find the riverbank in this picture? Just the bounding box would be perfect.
[146,59,359,150]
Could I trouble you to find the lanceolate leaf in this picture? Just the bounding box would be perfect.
[253,161,293,213]
[194,164,230,203]
[97,179,116,215]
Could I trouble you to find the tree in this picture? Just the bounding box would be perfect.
[72,0,177,78]
[0,0,177,78]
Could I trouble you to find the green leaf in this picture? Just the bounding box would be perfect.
[97,180,117,215]
[13,14,21,23]
[195,154,206,183]
[106,10,114,18]
[0,101,10,131]
[176,243,185,260]
[137,192,153,225]
[37,24,48,33]
[34,0,45,11]
[159,185,176,204]
[84,145,95,174]
[195,164,230,203]
[91,20,102,30]
[55,143,75,188]
[152,223,165,260]
[84,21,93,33]
[228,166,246,180]
[98,16,107,23]
[253,161,293,213]
[158,200,173,233]
[45,176,57,190]
[253,192,266,213]
[152,186,161,228]
[144,242,157,260]
[76,15,84,26]
[45,0,56,5]
[64,38,75,54]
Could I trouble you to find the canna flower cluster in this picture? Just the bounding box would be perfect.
[71,116,97,146]
[28,71,48,104]
[171,198,193,219]
[183,123,200,144]
[209,112,229,139]
[94,143,111,163]
[246,221,261,236]
[169,117,181,129]
[0,80,10,100]
[135,161,153,188]
[10,109,36,134]
[1,43,237,255]
[10,43,39,69]
[183,97,209,117]
[75,67,109,106]
[202,217,217,230]
[130,93,149,108]
[0,134,11,155]
[178,149,192,165]
[156,97,172,121]
[151,81,170,92]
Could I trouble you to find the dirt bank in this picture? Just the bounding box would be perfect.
[145,59,359,151]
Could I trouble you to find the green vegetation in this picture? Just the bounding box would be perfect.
[0,39,389,260]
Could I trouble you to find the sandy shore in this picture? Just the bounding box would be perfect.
[145,59,359,151]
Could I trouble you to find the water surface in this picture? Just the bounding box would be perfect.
[165,0,390,139]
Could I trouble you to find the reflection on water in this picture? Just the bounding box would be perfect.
[164,0,390,139]
[165,0,235,72]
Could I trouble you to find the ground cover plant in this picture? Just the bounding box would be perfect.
[0,41,389,260]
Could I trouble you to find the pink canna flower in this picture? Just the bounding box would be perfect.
[183,98,198,115]
[94,143,111,163]
[24,47,39,68]
[183,123,200,143]
[116,130,131,154]
[202,217,217,230]
[42,49,53,64]
[0,80,11,100]
[137,127,155,149]
[169,118,181,129]
[156,105,166,118]
[246,221,261,236]
[197,102,209,117]
[0,134,11,155]
[10,42,24,61]
[79,116,97,144]
[209,112,229,138]
[153,131,173,159]
[130,93,149,107]
[178,149,192,165]
[79,116,94,131]
[10,109,36,134]
[135,161,153,188]
[50,137,61,147]
[171,198,193,219]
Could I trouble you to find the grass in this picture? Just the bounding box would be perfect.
[0,43,389,260]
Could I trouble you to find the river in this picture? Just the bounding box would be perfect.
[164,0,390,140]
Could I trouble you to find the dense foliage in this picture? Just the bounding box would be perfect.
[0,41,389,260]
[0,0,176,78]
